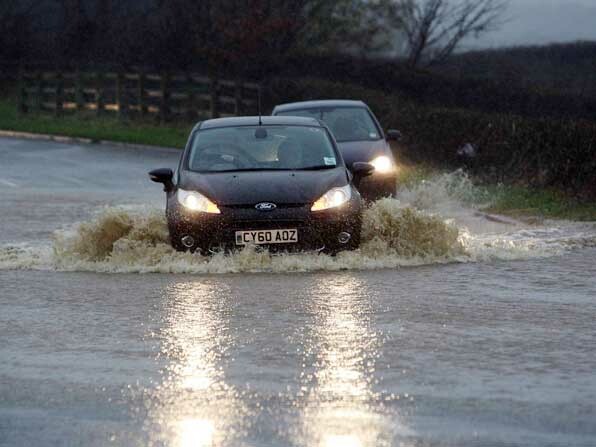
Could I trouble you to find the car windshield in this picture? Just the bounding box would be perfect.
[276,107,381,142]
[188,125,338,172]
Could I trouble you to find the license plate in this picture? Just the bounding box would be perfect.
[235,229,298,245]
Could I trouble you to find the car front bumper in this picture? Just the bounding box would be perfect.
[166,194,363,253]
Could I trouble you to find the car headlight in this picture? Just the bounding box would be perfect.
[370,155,394,174]
[311,185,351,212]
[177,189,220,214]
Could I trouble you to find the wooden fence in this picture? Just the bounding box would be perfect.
[17,70,260,122]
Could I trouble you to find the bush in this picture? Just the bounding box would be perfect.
[274,53,596,121]
[266,78,596,199]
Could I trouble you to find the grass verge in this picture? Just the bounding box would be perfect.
[484,186,596,222]
[0,98,189,148]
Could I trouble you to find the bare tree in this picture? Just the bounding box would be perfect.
[392,0,508,67]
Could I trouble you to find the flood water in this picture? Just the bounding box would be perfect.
[1,137,596,446]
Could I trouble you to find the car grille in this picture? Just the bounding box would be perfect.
[225,203,305,209]
[229,219,306,231]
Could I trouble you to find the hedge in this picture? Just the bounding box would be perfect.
[266,78,596,199]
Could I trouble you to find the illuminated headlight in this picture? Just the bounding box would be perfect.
[311,185,351,212]
[177,189,220,214]
[370,155,394,174]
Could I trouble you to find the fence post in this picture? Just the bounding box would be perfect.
[55,72,64,117]
[75,69,84,113]
[234,80,243,116]
[96,72,105,117]
[160,72,170,123]
[138,71,146,119]
[17,67,27,116]
[187,74,196,121]
[116,72,128,121]
[210,76,219,119]
[35,71,43,112]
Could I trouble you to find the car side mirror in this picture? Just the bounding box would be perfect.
[149,168,174,192]
[351,162,375,187]
[386,129,402,141]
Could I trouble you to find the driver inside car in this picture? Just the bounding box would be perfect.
[277,139,303,169]
[192,135,247,171]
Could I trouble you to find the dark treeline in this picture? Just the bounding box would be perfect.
[276,53,596,121]
[0,0,391,75]
[1,0,513,76]
[3,1,595,121]
[438,41,596,99]
[2,0,510,74]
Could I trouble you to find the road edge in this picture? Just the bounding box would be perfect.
[0,129,180,152]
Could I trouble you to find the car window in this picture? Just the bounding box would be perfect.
[188,126,338,172]
[277,107,381,142]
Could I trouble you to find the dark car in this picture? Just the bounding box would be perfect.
[149,116,374,254]
[272,100,401,200]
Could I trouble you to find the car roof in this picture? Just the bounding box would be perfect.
[198,116,322,130]
[273,100,367,113]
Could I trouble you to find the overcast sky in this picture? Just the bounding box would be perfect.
[463,0,596,49]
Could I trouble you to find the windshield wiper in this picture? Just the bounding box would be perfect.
[299,165,336,170]
[199,166,336,173]
[207,168,280,173]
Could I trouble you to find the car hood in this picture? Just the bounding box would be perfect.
[179,168,348,206]
[337,140,389,166]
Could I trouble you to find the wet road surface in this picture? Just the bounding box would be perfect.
[1,137,596,446]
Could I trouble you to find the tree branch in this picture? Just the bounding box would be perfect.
[393,0,509,67]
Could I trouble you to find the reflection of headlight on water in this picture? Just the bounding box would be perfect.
[323,434,363,447]
[180,374,212,391]
[176,418,215,447]
[370,156,394,174]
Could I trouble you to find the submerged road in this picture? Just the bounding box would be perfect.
[1,137,596,446]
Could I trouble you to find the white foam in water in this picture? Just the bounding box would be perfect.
[1,172,595,274]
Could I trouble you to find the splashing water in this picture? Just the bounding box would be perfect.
[362,199,463,258]
[1,172,595,274]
